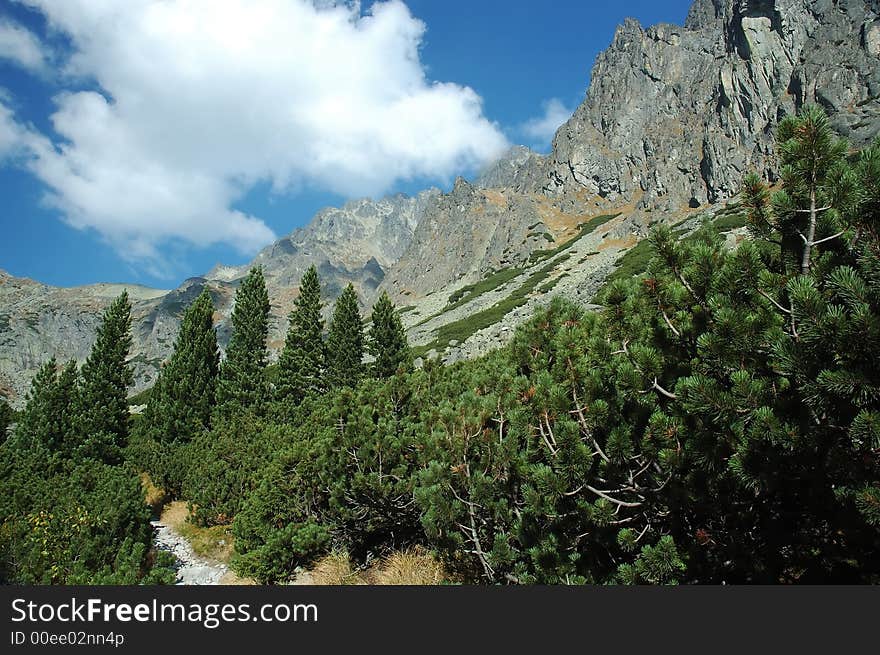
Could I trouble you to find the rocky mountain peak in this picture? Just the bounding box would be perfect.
[476,145,542,189]
[1,0,877,404]
[537,0,879,214]
[684,0,728,29]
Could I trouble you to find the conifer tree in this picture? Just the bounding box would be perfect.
[277,265,325,404]
[51,360,79,458]
[139,289,219,494]
[152,288,219,440]
[75,292,133,463]
[216,267,270,414]
[0,397,11,444]
[741,104,849,275]
[326,283,364,388]
[367,291,410,378]
[769,138,880,537]
[15,357,59,453]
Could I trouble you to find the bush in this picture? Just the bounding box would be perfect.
[183,413,281,526]
[0,453,173,584]
[233,376,424,582]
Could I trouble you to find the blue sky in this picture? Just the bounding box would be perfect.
[0,0,692,289]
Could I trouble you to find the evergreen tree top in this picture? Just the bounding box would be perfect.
[777,105,848,184]
[294,265,323,311]
[217,268,270,414]
[227,267,270,365]
[277,265,326,406]
[368,291,410,379]
[81,291,134,381]
[327,283,364,388]
[75,291,134,463]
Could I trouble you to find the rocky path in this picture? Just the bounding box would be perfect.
[151,519,228,585]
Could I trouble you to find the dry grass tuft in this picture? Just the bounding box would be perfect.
[140,472,167,516]
[218,570,256,585]
[374,547,448,585]
[298,548,450,585]
[597,234,638,251]
[309,552,367,585]
[159,500,189,530]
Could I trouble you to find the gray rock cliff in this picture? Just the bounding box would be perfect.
[538,0,879,210]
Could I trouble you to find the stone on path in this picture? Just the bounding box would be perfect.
[151,520,228,585]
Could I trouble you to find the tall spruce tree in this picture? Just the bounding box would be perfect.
[153,288,219,440]
[75,292,133,463]
[216,267,270,414]
[277,265,325,405]
[51,360,79,459]
[140,289,219,493]
[326,283,364,388]
[367,291,410,378]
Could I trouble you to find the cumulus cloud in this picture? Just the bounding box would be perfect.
[520,98,573,145]
[0,19,47,73]
[3,0,509,269]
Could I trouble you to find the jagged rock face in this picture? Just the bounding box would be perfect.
[382,177,549,299]
[208,191,434,293]
[384,1,879,303]
[475,145,543,189]
[541,0,880,209]
[212,191,438,348]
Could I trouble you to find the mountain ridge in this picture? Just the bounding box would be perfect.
[1,0,878,404]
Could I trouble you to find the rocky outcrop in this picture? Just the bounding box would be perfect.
[383,178,553,299]
[213,191,436,295]
[0,270,236,402]
[475,145,543,189]
[381,0,879,306]
[538,0,879,209]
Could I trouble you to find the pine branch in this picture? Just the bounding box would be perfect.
[611,339,630,356]
[571,387,610,464]
[633,523,651,544]
[537,420,559,457]
[450,466,495,582]
[670,263,710,313]
[584,485,643,507]
[660,307,681,337]
[543,412,557,448]
[811,230,846,246]
[793,205,832,213]
[638,378,677,400]
[758,289,792,314]
[653,378,677,400]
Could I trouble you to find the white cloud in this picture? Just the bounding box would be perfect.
[3,0,509,269]
[0,100,29,158]
[520,98,573,144]
[0,19,47,73]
